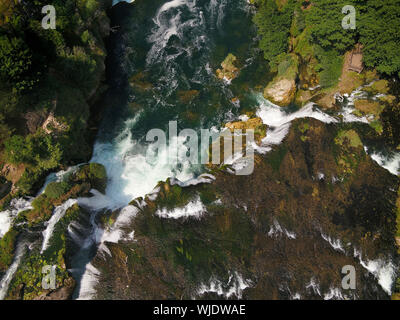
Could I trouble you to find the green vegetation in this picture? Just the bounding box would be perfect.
[45,181,71,199]
[268,144,288,172]
[72,163,107,193]
[7,204,80,300]
[253,0,294,67]
[335,129,363,149]
[334,129,364,177]
[253,0,400,89]
[0,0,110,197]
[16,163,106,226]
[0,227,18,272]
[308,0,400,80]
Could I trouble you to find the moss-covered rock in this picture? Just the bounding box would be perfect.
[364,80,390,95]
[0,227,18,273]
[263,54,299,107]
[6,204,86,300]
[72,163,107,194]
[216,53,240,81]
[88,119,399,300]
[225,117,267,144]
[17,163,106,227]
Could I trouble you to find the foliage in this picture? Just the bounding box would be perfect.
[0,36,39,92]
[0,227,18,271]
[0,0,109,195]
[72,163,107,193]
[253,0,294,65]
[45,181,71,199]
[306,0,357,53]
[356,0,400,77]
[4,131,62,169]
[307,0,400,78]
[314,46,343,88]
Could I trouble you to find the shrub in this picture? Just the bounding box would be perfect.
[253,0,294,63]
[45,181,71,199]
[0,227,18,271]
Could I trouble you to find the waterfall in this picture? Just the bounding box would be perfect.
[41,199,78,254]
[0,241,27,300]
[0,198,33,239]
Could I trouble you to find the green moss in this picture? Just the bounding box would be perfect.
[335,130,363,149]
[0,228,18,272]
[268,145,288,172]
[7,204,83,299]
[72,163,107,193]
[364,80,390,95]
[298,122,310,134]
[199,186,218,205]
[293,28,313,59]
[45,181,71,199]
[42,204,82,261]
[23,194,54,226]
[369,120,383,134]
[275,53,299,80]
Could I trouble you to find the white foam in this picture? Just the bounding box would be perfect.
[0,198,33,239]
[323,287,344,300]
[268,220,296,240]
[76,263,101,300]
[370,152,400,176]
[354,248,396,295]
[90,114,196,209]
[0,241,27,300]
[156,195,206,219]
[291,293,301,300]
[196,272,251,299]
[305,277,321,296]
[321,232,345,253]
[41,199,78,253]
[112,0,135,5]
[256,96,337,129]
[99,205,139,245]
[255,95,337,151]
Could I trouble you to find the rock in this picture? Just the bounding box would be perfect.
[88,119,398,300]
[364,79,390,95]
[0,178,11,200]
[73,163,108,194]
[24,111,47,134]
[216,53,240,82]
[42,112,68,135]
[354,100,384,118]
[34,278,75,300]
[225,117,267,144]
[263,78,296,107]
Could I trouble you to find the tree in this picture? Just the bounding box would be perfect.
[253,0,294,63]
[0,36,34,90]
[357,0,400,77]
[306,0,357,53]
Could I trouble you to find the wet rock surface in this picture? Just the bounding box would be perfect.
[89,119,399,299]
